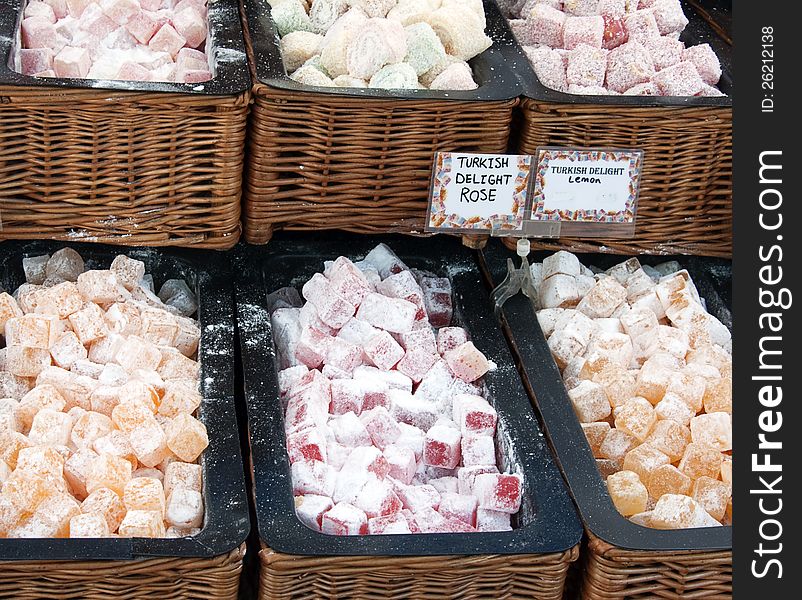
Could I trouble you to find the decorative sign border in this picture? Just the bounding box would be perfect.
[426,152,532,234]
[530,147,644,223]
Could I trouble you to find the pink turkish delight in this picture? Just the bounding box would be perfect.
[527,4,568,47]
[564,15,604,49]
[419,277,452,328]
[683,44,722,85]
[321,502,368,535]
[364,331,404,371]
[473,473,523,514]
[356,293,417,333]
[444,342,490,382]
[295,494,333,531]
[423,424,461,469]
[653,61,704,96]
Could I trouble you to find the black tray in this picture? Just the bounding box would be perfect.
[687,0,731,44]
[478,242,732,551]
[234,233,582,555]
[243,0,524,101]
[0,241,249,561]
[0,0,250,95]
[512,0,733,106]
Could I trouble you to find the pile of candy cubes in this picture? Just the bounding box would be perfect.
[270,243,523,535]
[16,0,212,83]
[532,251,731,529]
[502,0,724,96]
[0,248,208,538]
[272,0,491,90]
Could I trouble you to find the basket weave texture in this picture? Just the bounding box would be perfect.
[581,534,732,599]
[259,543,579,600]
[243,85,517,244]
[0,545,245,600]
[516,100,732,258]
[0,86,249,249]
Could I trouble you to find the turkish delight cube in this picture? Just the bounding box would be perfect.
[566,44,607,87]
[86,454,132,496]
[119,509,166,537]
[577,276,627,319]
[606,470,647,516]
[645,419,690,461]
[605,41,654,92]
[419,277,453,327]
[655,392,696,426]
[364,331,404,371]
[361,406,401,450]
[81,487,126,532]
[461,435,496,466]
[564,15,604,49]
[291,460,337,497]
[363,244,409,279]
[623,444,670,482]
[394,482,441,513]
[457,464,499,495]
[569,380,611,423]
[123,476,165,516]
[396,347,439,383]
[69,512,111,537]
[149,23,186,59]
[295,327,331,369]
[653,61,704,96]
[444,342,489,383]
[650,494,720,529]
[321,502,368,535]
[436,327,468,356]
[353,478,402,518]
[614,396,656,441]
[163,461,202,497]
[324,337,363,374]
[527,4,567,47]
[357,293,417,333]
[476,507,511,532]
[652,0,688,35]
[453,394,497,436]
[689,412,732,452]
[438,492,478,527]
[377,271,427,321]
[5,345,51,377]
[395,422,425,461]
[165,488,204,529]
[329,379,364,416]
[564,0,600,16]
[330,411,372,447]
[540,274,580,309]
[647,463,691,498]
[295,494,334,532]
[423,424,461,469]
[130,424,170,467]
[302,273,356,329]
[473,473,522,513]
[165,413,208,462]
[692,476,730,521]
[50,331,88,369]
[389,390,439,431]
[367,512,411,534]
[68,302,108,345]
[287,427,328,463]
[328,257,374,307]
[602,14,628,49]
[382,444,417,484]
[683,43,721,85]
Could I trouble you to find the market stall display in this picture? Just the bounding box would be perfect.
[0,241,248,599]
[480,242,731,598]
[507,0,733,257]
[240,0,523,245]
[236,235,582,600]
[0,0,250,249]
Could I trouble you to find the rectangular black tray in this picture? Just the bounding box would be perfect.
[512,0,733,106]
[234,233,582,556]
[242,0,524,101]
[0,240,249,561]
[0,0,250,95]
[478,242,732,551]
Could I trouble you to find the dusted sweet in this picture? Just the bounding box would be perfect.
[607,470,648,516]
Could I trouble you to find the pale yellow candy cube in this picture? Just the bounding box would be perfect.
[690,412,732,452]
[15,445,66,488]
[582,422,611,458]
[577,276,627,319]
[654,325,690,360]
[665,372,706,413]
[635,365,676,405]
[585,332,634,371]
[592,365,637,408]
[118,380,160,413]
[599,428,638,462]
[165,488,203,529]
[81,487,126,532]
[607,470,648,516]
[620,308,659,341]
[630,290,666,320]
[646,419,691,462]
[71,411,114,449]
[50,331,88,370]
[26,492,81,537]
[68,303,109,345]
[118,509,166,538]
[2,471,58,513]
[5,346,51,378]
[536,308,566,338]
[0,292,24,331]
[110,255,146,292]
[686,343,730,372]
[623,444,670,482]
[77,270,129,305]
[721,456,732,485]
[4,313,61,349]
[14,284,47,313]
[28,409,73,446]
[64,448,98,500]
[174,316,201,357]
[629,511,654,527]
[90,386,122,417]
[114,335,162,373]
[132,369,166,396]
[703,375,732,414]
[35,282,84,318]
[158,381,202,418]
[614,397,656,442]
[38,366,95,411]
[163,461,203,497]
[0,429,32,469]
[654,393,696,427]
[88,333,127,365]
[0,494,23,536]
[129,425,170,468]
[69,512,111,537]
[112,400,158,434]
[596,458,623,479]
[646,464,691,499]
[692,476,730,521]
[15,384,67,431]
[166,414,209,463]
[158,348,200,381]
[542,251,581,280]
[141,308,179,347]
[624,269,655,302]
[606,258,642,284]
[86,454,133,496]
[568,381,611,423]
[105,302,142,336]
[548,329,587,370]
[93,431,139,470]
[124,477,166,516]
[679,443,723,481]
[133,467,163,480]
[650,494,721,529]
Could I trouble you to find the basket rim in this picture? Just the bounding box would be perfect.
[0,0,251,96]
[480,243,733,552]
[0,240,250,561]
[235,233,584,557]
[241,0,524,102]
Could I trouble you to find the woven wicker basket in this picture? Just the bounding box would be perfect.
[0,544,245,600]
[0,86,249,249]
[581,534,732,599]
[259,542,578,600]
[240,0,522,244]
